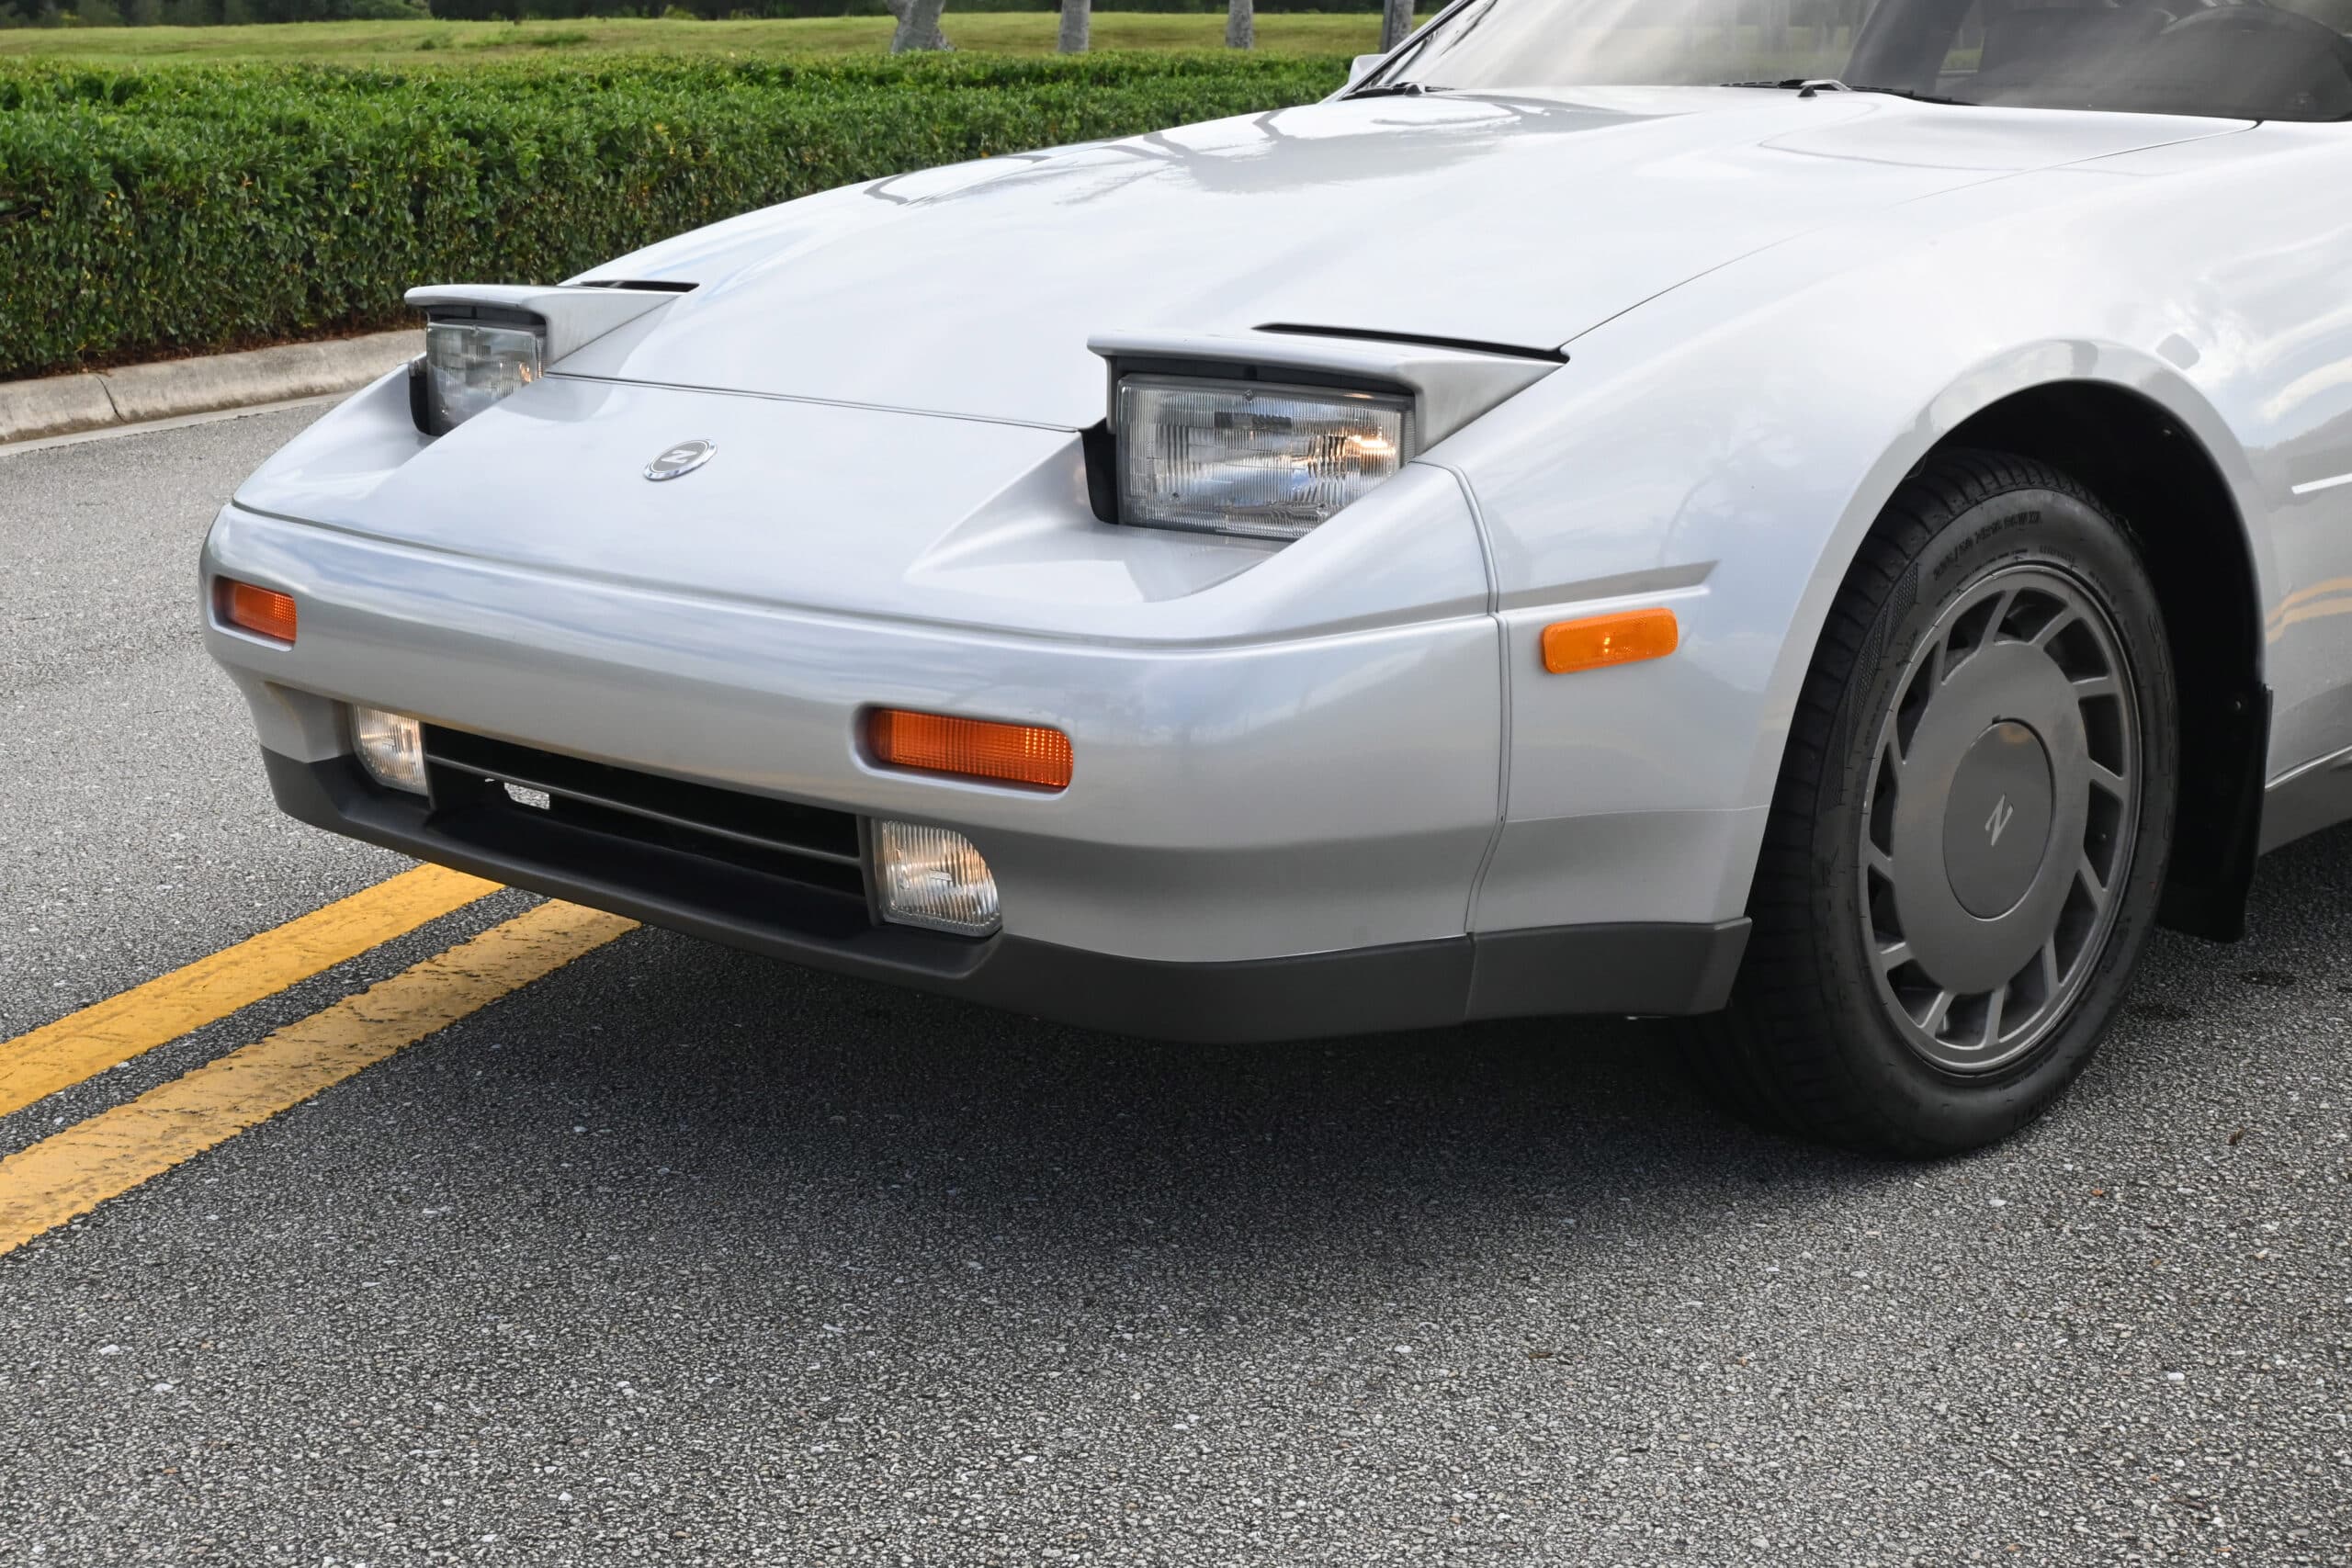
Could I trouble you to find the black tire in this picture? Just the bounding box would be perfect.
[1693,449,2179,1156]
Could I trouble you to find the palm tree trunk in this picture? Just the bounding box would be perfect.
[1057,0,1091,53]
[1379,0,1413,52]
[889,0,952,53]
[1225,0,1253,50]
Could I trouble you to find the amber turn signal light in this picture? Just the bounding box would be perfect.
[867,709,1073,792]
[1541,607,1678,674]
[220,580,298,645]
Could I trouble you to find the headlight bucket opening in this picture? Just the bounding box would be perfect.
[1105,368,1417,542]
[411,307,546,436]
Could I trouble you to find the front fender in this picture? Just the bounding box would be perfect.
[1430,156,2280,933]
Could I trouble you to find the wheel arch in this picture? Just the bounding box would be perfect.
[1944,383,2268,939]
[1777,370,2271,941]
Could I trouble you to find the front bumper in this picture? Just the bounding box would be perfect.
[202,501,1509,966]
[264,747,1748,1042]
[206,482,1753,1039]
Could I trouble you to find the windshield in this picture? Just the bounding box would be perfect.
[1366,0,2352,121]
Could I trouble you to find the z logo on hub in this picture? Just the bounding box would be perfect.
[644,439,717,481]
[1985,795,2016,848]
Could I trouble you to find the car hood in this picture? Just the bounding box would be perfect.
[560,87,2245,428]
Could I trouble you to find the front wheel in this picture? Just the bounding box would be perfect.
[1695,450,2179,1156]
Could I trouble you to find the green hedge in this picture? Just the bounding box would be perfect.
[0,54,1345,379]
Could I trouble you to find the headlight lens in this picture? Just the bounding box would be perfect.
[1115,375,1413,540]
[420,318,543,434]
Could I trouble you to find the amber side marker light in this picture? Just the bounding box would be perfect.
[220,580,298,645]
[867,709,1073,792]
[1541,607,1679,674]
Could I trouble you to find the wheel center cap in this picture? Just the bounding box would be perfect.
[1942,720,2055,919]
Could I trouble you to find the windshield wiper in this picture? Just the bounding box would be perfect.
[1723,77,1849,95]
[1846,84,1972,106]
[1349,80,1437,98]
[1724,78,1971,107]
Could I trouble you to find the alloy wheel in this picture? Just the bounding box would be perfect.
[1859,563,2143,1075]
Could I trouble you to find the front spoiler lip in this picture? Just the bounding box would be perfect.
[264,750,1749,1043]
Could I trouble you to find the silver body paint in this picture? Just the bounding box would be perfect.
[204,88,2352,977]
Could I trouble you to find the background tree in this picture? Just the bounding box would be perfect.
[882,0,950,53]
[1225,0,1252,49]
[1057,0,1088,53]
[1379,0,1411,51]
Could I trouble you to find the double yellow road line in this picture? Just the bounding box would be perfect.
[0,866,635,1256]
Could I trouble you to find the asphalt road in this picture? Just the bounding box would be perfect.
[1,405,2346,1566]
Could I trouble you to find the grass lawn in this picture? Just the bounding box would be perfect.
[0,13,1396,66]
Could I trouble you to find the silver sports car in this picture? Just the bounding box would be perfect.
[204,0,2352,1156]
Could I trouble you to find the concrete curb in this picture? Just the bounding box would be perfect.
[0,331,422,446]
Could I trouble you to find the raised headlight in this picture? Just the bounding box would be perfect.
[415,314,544,435]
[1115,375,1413,541]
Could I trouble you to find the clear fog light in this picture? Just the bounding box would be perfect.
[874,820,999,936]
[352,706,427,795]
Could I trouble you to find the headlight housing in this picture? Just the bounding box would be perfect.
[413,313,544,435]
[1114,375,1414,541]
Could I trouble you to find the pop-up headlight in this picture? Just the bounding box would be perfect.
[1114,375,1413,541]
[414,314,544,435]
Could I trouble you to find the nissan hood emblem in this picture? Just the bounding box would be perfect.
[644,439,717,481]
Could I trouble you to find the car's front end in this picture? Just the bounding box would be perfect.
[202,314,1747,1040]
[206,0,2346,1124]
